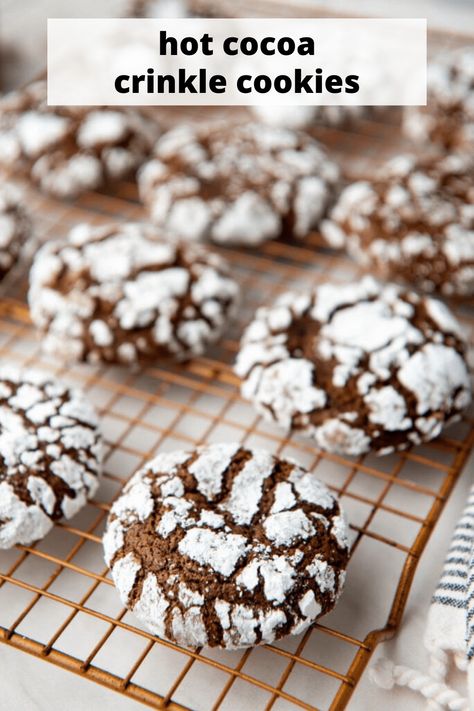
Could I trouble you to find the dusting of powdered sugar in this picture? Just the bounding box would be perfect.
[235,276,471,456]
[219,448,275,525]
[103,443,349,650]
[29,222,240,365]
[0,183,30,279]
[404,47,474,151]
[178,527,249,576]
[188,442,239,500]
[0,80,159,199]
[0,366,102,549]
[398,344,471,416]
[241,358,326,431]
[138,121,339,246]
[263,510,315,546]
[322,151,474,296]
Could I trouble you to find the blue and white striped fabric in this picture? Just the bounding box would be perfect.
[465,494,474,703]
[371,485,474,709]
[432,486,474,611]
[424,485,474,705]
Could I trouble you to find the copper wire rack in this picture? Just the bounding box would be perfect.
[0,107,473,711]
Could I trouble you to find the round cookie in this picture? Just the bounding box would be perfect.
[0,366,102,548]
[235,277,471,457]
[138,121,340,246]
[321,153,474,296]
[0,80,159,198]
[29,222,240,365]
[0,183,30,280]
[103,443,349,650]
[404,47,474,150]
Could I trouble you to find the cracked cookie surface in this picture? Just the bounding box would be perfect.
[404,47,474,150]
[0,367,102,548]
[0,183,30,281]
[29,222,240,365]
[139,121,340,246]
[322,153,474,296]
[103,443,349,649]
[0,80,159,198]
[235,277,471,457]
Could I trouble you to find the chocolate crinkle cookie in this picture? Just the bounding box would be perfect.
[321,153,474,297]
[103,444,349,649]
[0,80,159,199]
[0,366,102,548]
[235,277,471,457]
[28,222,240,365]
[404,47,474,150]
[0,183,30,280]
[138,121,340,246]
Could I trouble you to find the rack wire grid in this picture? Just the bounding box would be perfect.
[1,80,474,711]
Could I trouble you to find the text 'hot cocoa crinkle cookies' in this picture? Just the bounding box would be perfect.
[235,277,471,457]
[103,444,349,649]
[404,47,474,150]
[0,80,159,199]
[0,183,30,280]
[0,367,102,548]
[322,153,474,296]
[138,121,340,246]
[28,222,240,365]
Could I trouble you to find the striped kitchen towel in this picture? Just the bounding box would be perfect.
[370,484,474,710]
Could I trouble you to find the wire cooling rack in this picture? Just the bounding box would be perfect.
[0,110,473,711]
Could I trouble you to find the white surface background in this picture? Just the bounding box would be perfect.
[1,1,473,709]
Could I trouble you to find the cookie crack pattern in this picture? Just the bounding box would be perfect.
[103,444,349,650]
[404,47,474,152]
[0,366,102,548]
[235,276,471,456]
[0,184,30,281]
[28,222,240,365]
[0,80,159,198]
[138,121,340,246]
[322,152,474,296]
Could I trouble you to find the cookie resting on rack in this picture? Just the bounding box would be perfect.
[0,183,30,281]
[321,153,474,296]
[28,222,240,365]
[138,121,340,246]
[103,443,349,650]
[0,367,102,548]
[234,277,471,457]
[404,47,474,150]
[0,80,159,198]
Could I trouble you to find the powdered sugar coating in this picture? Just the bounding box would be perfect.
[138,121,340,246]
[0,80,159,198]
[0,183,30,280]
[0,367,102,548]
[322,153,474,296]
[28,222,240,365]
[103,444,349,650]
[404,47,474,150]
[235,276,471,457]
